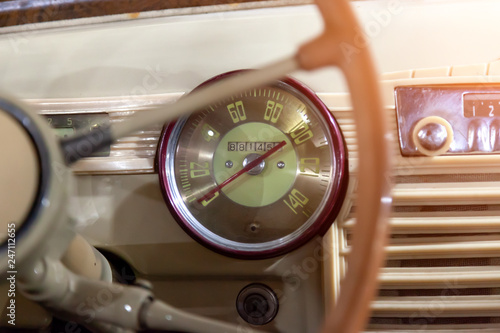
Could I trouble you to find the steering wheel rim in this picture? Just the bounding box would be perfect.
[297,0,392,332]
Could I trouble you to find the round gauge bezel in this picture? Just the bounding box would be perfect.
[157,72,348,259]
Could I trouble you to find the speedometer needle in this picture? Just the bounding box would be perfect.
[197,140,287,203]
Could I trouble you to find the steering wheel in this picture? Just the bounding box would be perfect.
[0,0,391,332]
[299,1,392,332]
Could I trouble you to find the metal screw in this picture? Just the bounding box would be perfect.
[225,160,233,168]
[277,161,285,169]
[248,222,260,233]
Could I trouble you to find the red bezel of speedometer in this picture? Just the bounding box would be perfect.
[157,72,348,259]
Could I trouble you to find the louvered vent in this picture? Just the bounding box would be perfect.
[345,204,500,332]
[330,102,500,332]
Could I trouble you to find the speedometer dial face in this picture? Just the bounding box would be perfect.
[158,72,348,259]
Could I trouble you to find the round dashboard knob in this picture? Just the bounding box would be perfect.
[412,116,453,156]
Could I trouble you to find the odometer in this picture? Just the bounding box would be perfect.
[158,72,348,259]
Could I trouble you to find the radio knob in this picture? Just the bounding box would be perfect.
[412,116,453,156]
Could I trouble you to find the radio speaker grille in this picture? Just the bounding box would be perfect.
[333,105,500,332]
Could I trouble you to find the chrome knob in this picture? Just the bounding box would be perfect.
[417,122,448,151]
[412,116,453,156]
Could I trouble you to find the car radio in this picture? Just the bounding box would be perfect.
[396,84,500,156]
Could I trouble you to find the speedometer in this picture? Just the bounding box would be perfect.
[158,72,348,259]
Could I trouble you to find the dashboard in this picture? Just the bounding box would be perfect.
[1,0,500,332]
